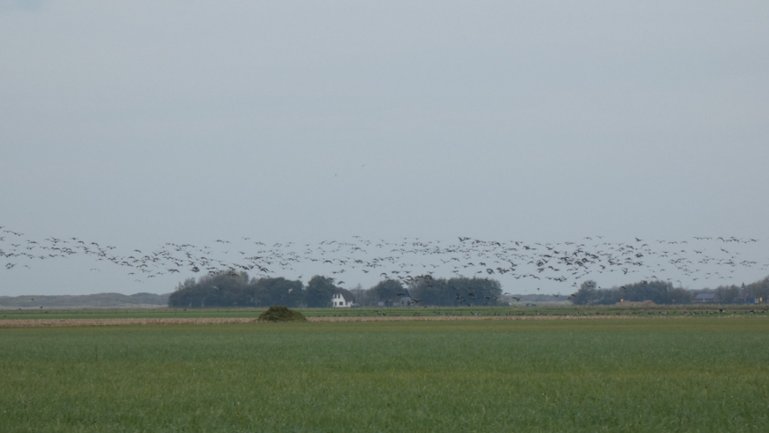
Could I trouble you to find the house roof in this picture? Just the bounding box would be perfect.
[333,288,355,302]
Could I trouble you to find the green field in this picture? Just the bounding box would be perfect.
[2,317,768,432]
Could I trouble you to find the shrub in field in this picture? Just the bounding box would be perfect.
[258,306,306,322]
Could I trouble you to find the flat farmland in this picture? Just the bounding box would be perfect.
[2,316,768,433]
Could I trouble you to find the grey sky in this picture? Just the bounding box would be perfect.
[2,1,768,296]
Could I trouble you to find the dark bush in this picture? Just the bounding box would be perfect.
[258,306,307,322]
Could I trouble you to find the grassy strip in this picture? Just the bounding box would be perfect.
[1,318,768,432]
[2,304,768,321]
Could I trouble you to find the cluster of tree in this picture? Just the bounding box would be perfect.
[696,276,769,304]
[169,271,769,308]
[169,272,314,308]
[570,280,692,305]
[351,276,502,307]
[570,276,769,305]
[168,271,503,308]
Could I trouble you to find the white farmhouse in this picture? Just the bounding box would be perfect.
[331,290,354,308]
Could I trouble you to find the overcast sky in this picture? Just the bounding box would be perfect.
[2,1,768,296]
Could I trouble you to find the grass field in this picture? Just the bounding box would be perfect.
[2,316,768,432]
[2,303,767,321]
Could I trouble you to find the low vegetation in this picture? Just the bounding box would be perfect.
[257,306,306,322]
[1,316,768,432]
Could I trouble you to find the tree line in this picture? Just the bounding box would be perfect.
[168,272,503,308]
[169,270,769,308]
[571,276,769,305]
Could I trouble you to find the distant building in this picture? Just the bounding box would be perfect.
[331,290,354,308]
[694,292,717,304]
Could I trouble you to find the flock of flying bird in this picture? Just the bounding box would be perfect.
[1,224,768,291]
